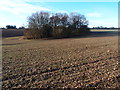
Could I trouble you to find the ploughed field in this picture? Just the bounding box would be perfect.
[2,35,119,88]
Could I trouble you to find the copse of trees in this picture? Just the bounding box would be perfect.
[6,25,17,29]
[24,11,90,39]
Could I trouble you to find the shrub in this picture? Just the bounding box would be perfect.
[78,25,90,35]
[24,28,42,39]
[42,25,53,38]
[52,27,63,38]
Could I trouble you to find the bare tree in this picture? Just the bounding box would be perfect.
[80,15,88,26]
[28,11,50,29]
[61,13,69,27]
[49,13,61,27]
[27,11,50,38]
[70,12,88,28]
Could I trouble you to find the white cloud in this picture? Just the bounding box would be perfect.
[0,0,51,27]
[0,0,51,16]
[87,12,102,17]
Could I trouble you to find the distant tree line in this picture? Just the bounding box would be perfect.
[6,25,17,29]
[92,26,118,29]
[0,25,25,29]
[24,11,90,39]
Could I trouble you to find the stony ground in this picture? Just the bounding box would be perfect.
[2,35,119,88]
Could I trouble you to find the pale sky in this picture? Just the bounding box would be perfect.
[0,0,119,28]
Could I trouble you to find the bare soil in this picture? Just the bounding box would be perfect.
[2,35,119,88]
